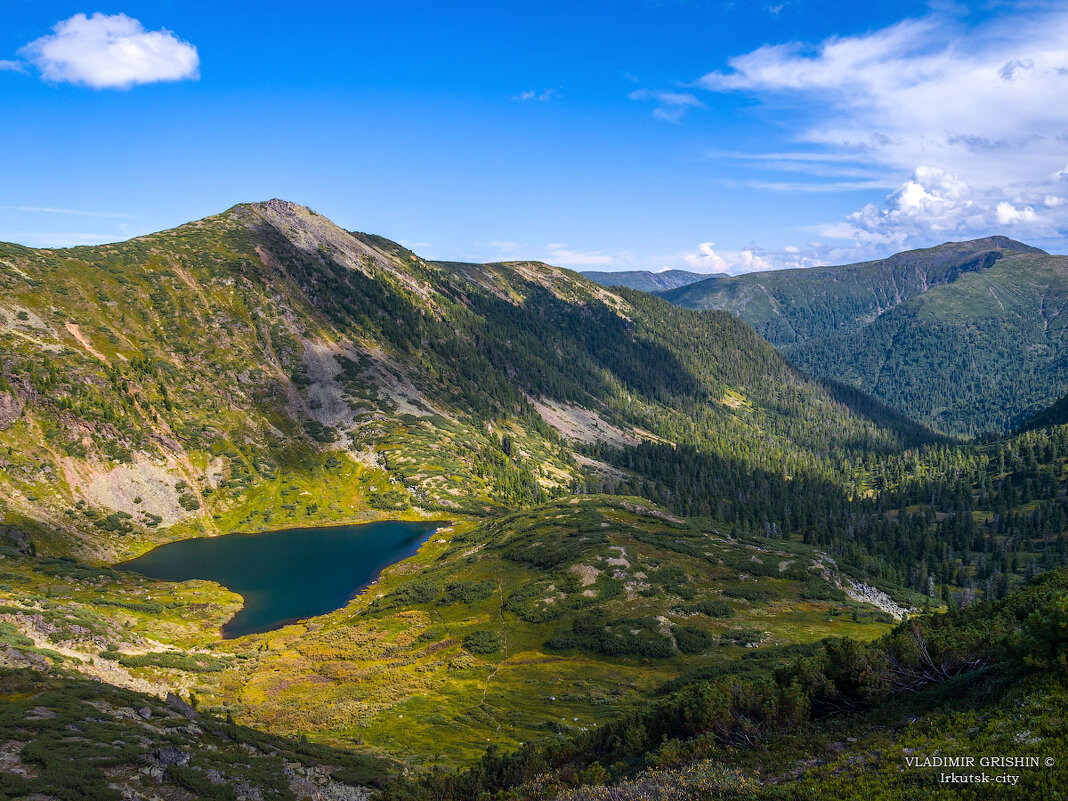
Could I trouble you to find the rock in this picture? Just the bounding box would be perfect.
[165,692,197,719]
[140,764,165,781]
[844,580,910,620]
[0,391,23,430]
[322,782,372,801]
[137,706,152,720]
[24,706,57,721]
[154,745,189,767]
[0,526,32,555]
[235,782,265,801]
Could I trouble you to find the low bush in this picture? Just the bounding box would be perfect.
[462,630,503,655]
[674,626,716,655]
[439,580,495,605]
[695,599,735,618]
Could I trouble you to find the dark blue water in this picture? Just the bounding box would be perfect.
[121,520,441,638]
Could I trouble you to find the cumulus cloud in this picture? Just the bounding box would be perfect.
[18,13,199,89]
[698,6,1068,252]
[680,242,784,274]
[995,201,1040,226]
[629,88,705,122]
[817,166,1055,249]
[699,11,1068,185]
[683,242,729,273]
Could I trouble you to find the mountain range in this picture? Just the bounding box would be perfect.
[653,236,1068,435]
[2,202,1068,799]
[0,199,920,558]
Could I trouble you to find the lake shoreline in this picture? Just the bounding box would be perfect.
[120,519,450,639]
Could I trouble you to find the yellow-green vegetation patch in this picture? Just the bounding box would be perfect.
[171,496,896,767]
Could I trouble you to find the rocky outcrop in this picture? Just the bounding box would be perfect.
[844,579,911,620]
[0,391,23,429]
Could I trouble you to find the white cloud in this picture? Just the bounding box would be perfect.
[995,201,1040,226]
[514,89,556,102]
[815,166,1055,249]
[683,242,729,273]
[0,60,23,72]
[699,11,1068,185]
[629,88,704,122]
[680,242,783,274]
[698,6,1068,252]
[545,244,615,266]
[0,205,133,218]
[18,13,199,89]
[0,231,118,247]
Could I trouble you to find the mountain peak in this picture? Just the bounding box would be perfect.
[934,235,1047,256]
[246,198,316,215]
[237,199,381,270]
[240,198,329,231]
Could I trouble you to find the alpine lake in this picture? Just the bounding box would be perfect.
[121,520,443,638]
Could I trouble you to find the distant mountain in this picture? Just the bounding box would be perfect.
[661,237,1068,435]
[660,237,1044,343]
[581,268,705,292]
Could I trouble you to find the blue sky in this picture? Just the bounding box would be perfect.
[2,1,1067,273]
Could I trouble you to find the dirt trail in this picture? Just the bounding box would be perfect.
[481,574,508,707]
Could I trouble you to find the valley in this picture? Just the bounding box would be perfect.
[0,201,1066,800]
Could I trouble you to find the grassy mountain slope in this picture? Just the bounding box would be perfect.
[0,497,899,770]
[383,564,1068,800]
[0,203,1064,792]
[0,200,944,780]
[0,667,392,801]
[579,269,705,292]
[0,200,923,560]
[13,415,1042,778]
[660,237,1065,435]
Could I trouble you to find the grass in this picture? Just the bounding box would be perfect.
[0,667,395,800]
[194,497,893,766]
[0,496,895,770]
[549,670,1068,801]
